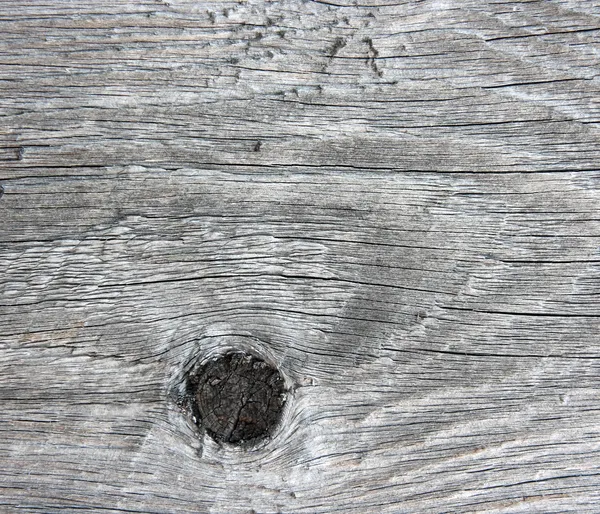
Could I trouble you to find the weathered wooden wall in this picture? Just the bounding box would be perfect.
[1,0,600,512]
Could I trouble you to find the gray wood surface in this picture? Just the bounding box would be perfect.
[1,0,600,512]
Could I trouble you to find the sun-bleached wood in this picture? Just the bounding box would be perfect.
[1,0,599,512]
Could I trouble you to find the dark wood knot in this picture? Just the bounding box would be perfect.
[187,351,287,446]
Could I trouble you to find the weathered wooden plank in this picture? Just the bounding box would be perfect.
[1,0,600,513]
[2,0,600,175]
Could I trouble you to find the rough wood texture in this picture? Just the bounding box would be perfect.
[1,0,600,512]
